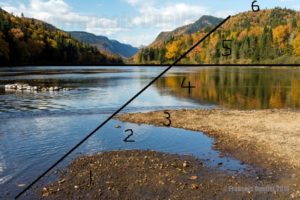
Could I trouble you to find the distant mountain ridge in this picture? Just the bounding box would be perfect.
[150,15,223,47]
[70,31,138,58]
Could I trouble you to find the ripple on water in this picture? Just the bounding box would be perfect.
[0,152,12,185]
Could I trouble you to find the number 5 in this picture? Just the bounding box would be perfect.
[222,40,232,57]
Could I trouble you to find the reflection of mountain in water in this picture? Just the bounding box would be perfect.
[156,67,300,109]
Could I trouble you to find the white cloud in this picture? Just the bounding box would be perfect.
[116,33,157,47]
[125,0,142,6]
[125,0,154,7]
[130,3,209,31]
[86,18,122,36]
[125,0,212,31]
[1,0,121,35]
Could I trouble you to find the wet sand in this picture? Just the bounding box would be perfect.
[41,150,290,200]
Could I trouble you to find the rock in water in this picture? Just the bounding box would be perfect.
[4,83,71,93]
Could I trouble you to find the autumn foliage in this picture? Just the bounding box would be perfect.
[0,8,123,66]
[135,8,300,64]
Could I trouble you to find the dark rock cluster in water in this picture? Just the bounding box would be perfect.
[4,83,71,92]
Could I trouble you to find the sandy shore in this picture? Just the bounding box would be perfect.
[117,109,300,198]
[42,109,300,199]
[118,109,300,170]
[42,150,290,199]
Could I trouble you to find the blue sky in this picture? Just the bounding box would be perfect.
[0,0,299,46]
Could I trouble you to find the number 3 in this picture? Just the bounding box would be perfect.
[163,111,171,127]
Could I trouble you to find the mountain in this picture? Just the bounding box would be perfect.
[70,31,138,58]
[149,15,223,47]
[0,8,123,66]
[134,8,300,64]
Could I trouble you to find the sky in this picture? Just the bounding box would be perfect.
[0,0,299,47]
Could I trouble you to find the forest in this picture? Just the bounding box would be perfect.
[0,8,123,66]
[134,8,300,64]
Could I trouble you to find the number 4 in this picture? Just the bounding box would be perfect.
[181,77,195,95]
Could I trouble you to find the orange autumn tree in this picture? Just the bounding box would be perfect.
[292,33,300,56]
[272,25,290,50]
[165,40,181,60]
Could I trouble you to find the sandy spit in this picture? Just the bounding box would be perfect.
[118,109,300,170]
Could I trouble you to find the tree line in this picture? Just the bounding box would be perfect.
[0,9,123,66]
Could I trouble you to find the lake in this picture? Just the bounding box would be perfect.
[1,66,299,198]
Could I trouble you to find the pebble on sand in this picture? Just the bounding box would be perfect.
[183,161,189,168]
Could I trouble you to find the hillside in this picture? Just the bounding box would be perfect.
[70,31,138,58]
[149,15,223,47]
[134,8,300,64]
[0,8,123,66]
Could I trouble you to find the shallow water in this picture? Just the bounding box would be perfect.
[1,66,299,198]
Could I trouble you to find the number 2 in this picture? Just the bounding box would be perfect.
[124,129,135,142]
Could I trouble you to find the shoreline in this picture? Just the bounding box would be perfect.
[41,108,300,199]
[41,150,291,199]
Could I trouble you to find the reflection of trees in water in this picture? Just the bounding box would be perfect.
[156,67,300,109]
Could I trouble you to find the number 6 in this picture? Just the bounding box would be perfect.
[252,1,260,12]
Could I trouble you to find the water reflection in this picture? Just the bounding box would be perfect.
[157,67,300,109]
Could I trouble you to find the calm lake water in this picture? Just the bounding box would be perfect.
[1,66,299,199]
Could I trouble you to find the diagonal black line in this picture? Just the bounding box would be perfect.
[15,15,231,199]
